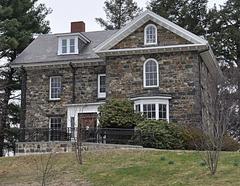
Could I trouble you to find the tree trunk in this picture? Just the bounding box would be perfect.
[0,68,14,157]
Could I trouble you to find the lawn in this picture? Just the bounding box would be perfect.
[0,149,240,186]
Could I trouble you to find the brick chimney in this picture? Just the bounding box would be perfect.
[71,21,85,33]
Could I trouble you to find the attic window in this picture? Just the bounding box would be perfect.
[144,24,157,45]
[58,37,78,55]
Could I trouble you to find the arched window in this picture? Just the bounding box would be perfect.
[143,59,159,87]
[144,24,157,45]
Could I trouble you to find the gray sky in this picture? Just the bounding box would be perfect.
[38,0,227,34]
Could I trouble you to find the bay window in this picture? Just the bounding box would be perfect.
[133,96,171,122]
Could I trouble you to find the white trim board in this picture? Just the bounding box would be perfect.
[97,44,207,57]
[94,10,208,52]
[66,102,105,128]
[11,58,104,68]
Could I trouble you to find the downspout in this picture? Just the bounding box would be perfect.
[20,66,27,129]
[69,62,76,104]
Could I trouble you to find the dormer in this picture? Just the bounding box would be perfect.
[57,21,91,55]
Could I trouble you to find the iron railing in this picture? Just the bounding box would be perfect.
[17,127,142,145]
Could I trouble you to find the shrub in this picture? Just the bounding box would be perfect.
[181,126,240,151]
[222,135,240,151]
[98,99,143,128]
[199,160,207,167]
[160,156,166,161]
[168,160,175,165]
[181,126,204,150]
[137,120,185,149]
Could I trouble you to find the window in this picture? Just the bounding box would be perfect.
[58,37,78,55]
[98,74,106,98]
[143,104,156,120]
[132,96,170,122]
[50,76,61,100]
[49,117,62,141]
[143,59,159,88]
[144,24,157,45]
[159,104,167,120]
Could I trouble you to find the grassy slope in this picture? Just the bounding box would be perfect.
[0,150,240,186]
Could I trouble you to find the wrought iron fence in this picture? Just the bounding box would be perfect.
[17,127,143,145]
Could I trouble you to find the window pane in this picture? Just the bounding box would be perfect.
[135,104,140,113]
[145,60,158,87]
[70,39,75,53]
[99,75,106,93]
[62,39,67,53]
[50,117,62,141]
[146,25,156,44]
[159,104,167,120]
[50,77,61,99]
[143,104,156,120]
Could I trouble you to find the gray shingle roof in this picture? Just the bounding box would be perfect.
[11,30,118,65]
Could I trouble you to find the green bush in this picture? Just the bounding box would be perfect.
[137,120,185,149]
[98,99,143,128]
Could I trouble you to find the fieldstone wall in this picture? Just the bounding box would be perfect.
[25,61,105,128]
[16,141,74,154]
[199,59,218,123]
[112,21,191,49]
[16,142,143,155]
[106,51,201,126]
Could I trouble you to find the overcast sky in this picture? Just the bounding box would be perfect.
[38,0,227,34]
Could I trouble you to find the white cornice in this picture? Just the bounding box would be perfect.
[55,32,91,44]
[65,102,105,107]
[97,44,207,57]
[11,58,104,68]
[130,96,172,101]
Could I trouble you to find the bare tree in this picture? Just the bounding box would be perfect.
[35,152,57,186]
[75,121,83,165]
[200,80,236,175]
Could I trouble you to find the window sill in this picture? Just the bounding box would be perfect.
[57,52,79,55]
[144,43,158,46]
[143,86,159,89]
[48,99,61,102]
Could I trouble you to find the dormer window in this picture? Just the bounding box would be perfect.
[144,24,157,45]
[58,37,78,55]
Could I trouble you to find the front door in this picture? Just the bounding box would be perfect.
[78,113,97,129]
[78,113,98,142]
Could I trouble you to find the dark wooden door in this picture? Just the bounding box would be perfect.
[78,113,97,129]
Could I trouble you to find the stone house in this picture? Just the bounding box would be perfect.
[11,10,221,134]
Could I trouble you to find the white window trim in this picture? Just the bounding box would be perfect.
[49,76,61,101]
[98,74,106,99]
[58,37,79,55]
[133,97,170,122]
[143,58,159,88]
[144,24,158,45]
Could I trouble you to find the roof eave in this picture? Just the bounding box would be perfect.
[96,44,207,57]
[10,58,103,68]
